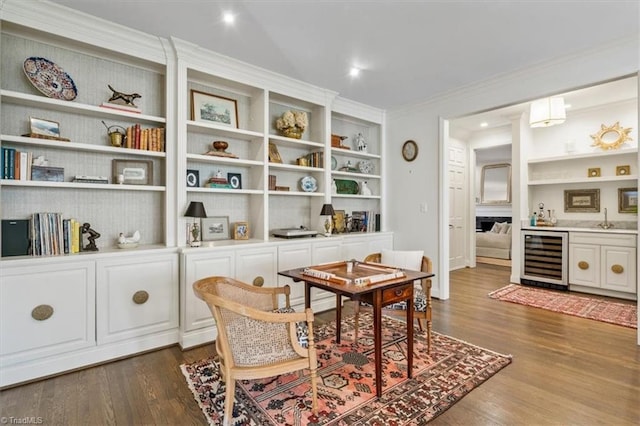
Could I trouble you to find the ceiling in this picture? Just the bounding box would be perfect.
[48,0,639,111]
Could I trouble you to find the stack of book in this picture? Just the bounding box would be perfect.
[1,148,33,180]
[72,175,109,184]
[30,213,83,256]
[350,211,380,233]
[206,176,231,189]
[124,124,165,152]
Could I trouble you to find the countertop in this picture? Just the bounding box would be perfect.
[521,226,637,235]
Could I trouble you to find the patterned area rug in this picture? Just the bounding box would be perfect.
[181,313,512,425]
[489,284,637,328]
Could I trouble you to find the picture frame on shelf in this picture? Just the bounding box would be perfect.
[227,173,242,189]
[232,222,249,240]
[186,169,200,187]
[201,216,230,241]
[564,189,600,213]
[112,159,153,185]
[190,90,238,128]
[30,116,60,138]
[268,143,282,163]
[618,187,638,213]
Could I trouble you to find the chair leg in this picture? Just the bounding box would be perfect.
[223,378,236,426]
[354,302,360,343]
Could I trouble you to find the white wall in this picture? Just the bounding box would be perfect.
[385,36,639,300]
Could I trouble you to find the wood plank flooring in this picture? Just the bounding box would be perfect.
[1,264,638,425]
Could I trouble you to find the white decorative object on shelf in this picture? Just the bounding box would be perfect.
[355,132,367,152]
[360,181,372,196]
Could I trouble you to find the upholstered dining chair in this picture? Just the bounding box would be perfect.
[193,277,319,426]
[354,250,433,352]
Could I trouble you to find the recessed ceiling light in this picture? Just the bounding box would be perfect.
[349,67,360,78]
[222,12,235,24]
[480,122,489,128]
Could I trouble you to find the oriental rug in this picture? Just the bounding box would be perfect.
[181,313,512,425]
[489,284,637,329]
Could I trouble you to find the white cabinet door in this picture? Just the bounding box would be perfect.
[182,251,234,332]
[569,243,600,288]
[311,239,343,302]
[342,236,371,261]
[278,243,312,306]
[601,246,637,293]
[235,246,277,288]
[96,254,178,344]
[0,261,96,365]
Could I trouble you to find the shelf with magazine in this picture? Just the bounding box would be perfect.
[0,14,169,255]
[330,99,385,233]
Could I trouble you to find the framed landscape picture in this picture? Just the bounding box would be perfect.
[112,159,153,185]
[618,187,638,213]
[190,90,238,128]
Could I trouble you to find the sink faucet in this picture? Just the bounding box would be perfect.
[598,208,614,229]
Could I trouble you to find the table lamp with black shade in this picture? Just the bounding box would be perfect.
[184,201,207,247]
[320,203,335,237]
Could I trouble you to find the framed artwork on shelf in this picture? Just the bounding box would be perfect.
[190,90,238,128]
[227,173,242,189]
[112,159,153,185]
[232,222,249,240]
[186,169,200,187]
[618,187,638,213]
[201,216,230,241]
[564,189,600,213]
[268,143,282,163]
[332,210,346,233]
[30,116,60,138]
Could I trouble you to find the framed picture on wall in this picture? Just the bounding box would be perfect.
[564,189,600,212]
[190,90,238,128]
[618,187,638,213]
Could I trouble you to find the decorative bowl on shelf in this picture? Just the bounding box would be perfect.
[281,127,303,139]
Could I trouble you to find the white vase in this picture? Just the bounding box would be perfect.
[360,181,372,196]
[331,179,338,194]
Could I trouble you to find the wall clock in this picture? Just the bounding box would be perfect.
[402,140,418,162]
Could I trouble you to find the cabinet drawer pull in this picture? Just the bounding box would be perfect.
[132,290,149,304]
[611,264,624,274]
[394,289,403,297]
[32,304,54,321]
[253,276,264,287]
[578,261,589,270]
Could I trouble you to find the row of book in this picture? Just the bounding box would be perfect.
[1,148,33,180]
[350,211,380,233]
[300,151,324,168]
[30,213,84,256]
[124,124,165,152]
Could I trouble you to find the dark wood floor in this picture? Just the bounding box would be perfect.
[1,264,638,425]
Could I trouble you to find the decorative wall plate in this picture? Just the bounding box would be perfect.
[300,175,317,192]
[358,160,373,174]
[331,156,338,170]
[23,57,77,101]
[334,179,359,194]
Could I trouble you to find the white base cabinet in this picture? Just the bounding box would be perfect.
[180,233,393,349]
[569,232,637,299]
[0,250,179,387]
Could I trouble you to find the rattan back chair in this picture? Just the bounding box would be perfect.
[193,276,318,426]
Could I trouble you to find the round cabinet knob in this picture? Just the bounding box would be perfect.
[31,304,54,321]
[611,264,624,274]
[578,261,589,270]
[395,289,403,297]
[132,290,149,304]
[253,276,264,287]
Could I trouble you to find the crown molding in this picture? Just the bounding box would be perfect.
[388,35,639,119]
[1,0,167,65]
[332,97,384,124]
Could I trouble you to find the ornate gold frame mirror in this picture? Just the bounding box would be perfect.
[480,163,512,205]
[590,121,633,150]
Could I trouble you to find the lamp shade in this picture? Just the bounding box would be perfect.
[320,203,335,216]
[529,97,566,128]
[184,201,207,218]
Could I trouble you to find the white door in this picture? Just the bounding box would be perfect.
[448,145,466,270]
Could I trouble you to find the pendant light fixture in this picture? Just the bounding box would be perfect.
[529,96,566,128]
